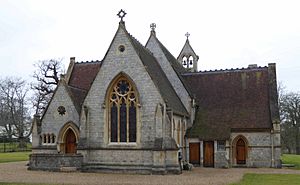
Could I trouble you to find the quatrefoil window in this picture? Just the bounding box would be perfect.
[57,106,66,115]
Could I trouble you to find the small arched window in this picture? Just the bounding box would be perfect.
[108,76,138,143]
[182,56,188,68]
[188,56,194,68]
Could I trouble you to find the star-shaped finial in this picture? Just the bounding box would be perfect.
[150,23,156,31]
[185,32,190,39]
[117,9,127,22]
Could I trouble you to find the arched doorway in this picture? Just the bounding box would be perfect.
[64,129,77,154]
[236,138,246,164]
[57,122,79,154]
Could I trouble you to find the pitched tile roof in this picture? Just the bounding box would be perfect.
[124,28,188,116]
[184,67,272,140]
[68,61,101,91]
[67,61,101,113]
[151,36,193,97]
[155,38,187,74]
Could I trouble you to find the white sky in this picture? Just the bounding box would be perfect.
[0,0,299,92]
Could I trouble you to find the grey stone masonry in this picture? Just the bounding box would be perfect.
[38,80,80,148]
[231,132,281,168]
[79,23,181,174]
[146,34,191,113]
[29,153,83,171]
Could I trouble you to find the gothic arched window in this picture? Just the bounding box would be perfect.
[108,76,138,143]
[182,56,188,68]
[189,56,194,68]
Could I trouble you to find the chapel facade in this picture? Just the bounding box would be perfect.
[29,10,281,174]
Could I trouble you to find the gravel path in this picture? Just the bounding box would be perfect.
[0,162,299,185]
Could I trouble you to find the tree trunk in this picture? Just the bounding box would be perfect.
[18,137,27,149]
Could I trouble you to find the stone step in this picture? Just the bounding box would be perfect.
[282,164,295,168]
[60,166,77,172]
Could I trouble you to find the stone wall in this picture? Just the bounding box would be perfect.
[188,133,280,168]
[38,82,80,150]
[146,35,191,112]
[29,153,83,171]
[231,132,281,168]
[79,25,180,174]
[215,151,228,168]
[215,140,230,168]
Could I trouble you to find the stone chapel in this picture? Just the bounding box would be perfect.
[29,10,281,174]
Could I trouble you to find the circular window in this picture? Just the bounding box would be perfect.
[118,45,125,52]
[57,106,66,115]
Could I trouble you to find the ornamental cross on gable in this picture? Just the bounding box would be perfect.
[117,9,127,22]
[150,23,156,31]
[185,32,190,39]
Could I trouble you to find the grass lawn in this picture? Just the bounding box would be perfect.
[0,183,58,185]
[0,152,31,163]
[0,143,31,153]
[231,173,300,185]
[282,154,300,169]
[0,183,59,185]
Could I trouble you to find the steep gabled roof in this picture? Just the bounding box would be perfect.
[184,67,273,140]
[177,39,198,61]
[146,33,193,98]
[123,26,188,116]
[154,38,187,74]
[68,61,101,91]
[67,61,102,113]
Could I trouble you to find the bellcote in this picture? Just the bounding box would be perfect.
[177,33,199,72]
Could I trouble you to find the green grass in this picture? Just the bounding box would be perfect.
[231,173,300,185]
[0,143,31,152]
[282,154,300,169]
[0,183,59,185]
[0,183,61,185]
[0,152,31,163]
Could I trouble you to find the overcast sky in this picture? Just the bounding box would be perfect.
[0,0,299,92]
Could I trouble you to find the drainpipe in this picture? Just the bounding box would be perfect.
[84,106,90,148]
[271,129,274,168]
[161,103,166,137]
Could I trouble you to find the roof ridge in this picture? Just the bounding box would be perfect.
[182,66,268,75]
[125,30,188,116]
[75,60,102,64]
[155,37,187,73]
[127,32,154,56]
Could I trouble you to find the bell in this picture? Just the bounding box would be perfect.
[183,60,187,65]
[189,60,193,65]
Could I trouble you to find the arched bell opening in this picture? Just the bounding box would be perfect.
[182,56,188,68]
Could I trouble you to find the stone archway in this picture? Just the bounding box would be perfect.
[64,128,77,154]
[232,135,248,165]
[236,138,246,164]
[57,122,80,154]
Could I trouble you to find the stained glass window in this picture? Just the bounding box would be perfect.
[109,77,137,143]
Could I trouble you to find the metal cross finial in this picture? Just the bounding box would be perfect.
[185,32,190,39]
[117,9,127,22]
[150,23,156,31]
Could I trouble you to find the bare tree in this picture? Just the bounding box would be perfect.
[0,77,32,148]
[279,90,300,154]
[32,59,63,115]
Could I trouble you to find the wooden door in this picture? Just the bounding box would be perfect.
[203,141,214,167]
[189,143,200,165]
[236,139,246,164]
[65,129,76,154]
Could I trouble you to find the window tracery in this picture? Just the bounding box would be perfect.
[41,133,56,144]
[109,77,137,143]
